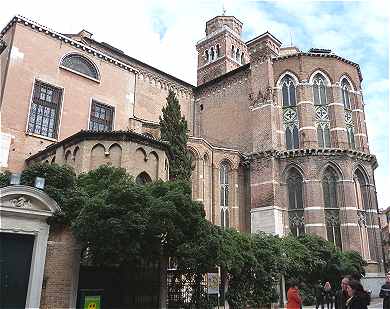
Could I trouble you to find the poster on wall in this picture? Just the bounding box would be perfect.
[83,295,101,309]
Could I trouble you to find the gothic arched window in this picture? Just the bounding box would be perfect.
[220,161,230,229]
[210,47,215,61]
[341,78,352,109]
[61,54,99,80]
[236,48,240,62]
[354,169,371,260]
[313,73,328,105]
[287,168,305,236]
[281,75,297,107]
[322,167,342,248]
[317,123,331,148]
[347,125,356,149]
[136,171,152,185]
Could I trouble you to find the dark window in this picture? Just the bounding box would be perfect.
[281,75,297,107]
[27,81,62,139]
[341,79,352,109]
[313,73,328,105]
[216,45,220,57]
[89,101,114,131]
[136,172,152,185]
[220,162,229,228]
[322,168,339,209]
[61,54,99,80]
[317,125,331,148]
[287,169,305,236]
[347,126,355,149]
[286,125,299,150]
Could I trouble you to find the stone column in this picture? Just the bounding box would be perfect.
[353,93,369,153]
[329,84,348,148]
[296,81,317,148]
[303,179,327,238]
[340,168,362,253]
[231,168,240,229]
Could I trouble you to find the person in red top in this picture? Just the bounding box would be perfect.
[287,279,302,309]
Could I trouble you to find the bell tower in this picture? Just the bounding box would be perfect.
[196,15,248,85]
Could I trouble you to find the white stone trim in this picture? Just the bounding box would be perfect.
[330,127,347,132]
[341,223,359,227]
[250,103,272,111]
[305,223,325,227]
[251,180,279,186]
[297,101,314,106]
[328,102,344,107]
[367,225,379,229]
[355,133,367,137]
[304,207,323,210]
[299,126,316,131]
[276,71,299,85]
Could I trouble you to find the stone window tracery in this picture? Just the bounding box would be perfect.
[220,161,229,229]
[287,168,305,236]
[283,107,299,150]
[322,167,342,248]
[354,169,371,260]
[342,78,356,149]
[313,73,328,106]
[315,105,331,148]
[61,53,99,80]
[281,75,297,107]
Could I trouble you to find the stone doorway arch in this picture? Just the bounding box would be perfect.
[0,185,60,308]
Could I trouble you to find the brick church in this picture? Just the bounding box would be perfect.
[0,14,384,308]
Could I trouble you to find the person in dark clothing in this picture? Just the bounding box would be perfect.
[315,281,325,309]
[345,280,370,309]
[324,281,334,309]
[335,276,350,309]
[379,273,390,309]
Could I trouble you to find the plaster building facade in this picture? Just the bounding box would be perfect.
[0,14,384,308]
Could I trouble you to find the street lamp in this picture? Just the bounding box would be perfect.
[34,177,45,189]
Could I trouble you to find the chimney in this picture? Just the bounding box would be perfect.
[77,29,93,39]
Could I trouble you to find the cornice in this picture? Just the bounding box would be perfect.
[246,148,377,166]
[1,15,138,74]
[274,52,363,81]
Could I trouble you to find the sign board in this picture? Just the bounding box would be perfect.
[207,272,220,295]
[83,295,101,309]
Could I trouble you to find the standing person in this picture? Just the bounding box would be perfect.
[324,281,334,309]
[315,281,325,309]
[335,276,350,309]
[345,280,369,309]
[287,279,302,309]
[379,273,390,309]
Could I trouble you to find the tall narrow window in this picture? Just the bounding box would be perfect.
[283,107,299,150]
[281,75,297,107]
[27,81,62,139]
[216,44,220,58]
[323,167,342,248]
[204,49,209,63]
[241,52,245,64]
[313,73,328,105]
[61,53,99,80]
[287,169,305,236]
[231,45,235,58]
[210,47,215,61]
[89,101,114,131]
[341,78,352,109]
[354,169,371,260]
[220,162,229,229]
[343,81,356,149]
[315,105,331,148]
[236,48,240,62]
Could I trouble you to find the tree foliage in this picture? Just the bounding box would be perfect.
[9,163,369,308]
[159,90,192,181]
[0,170,11,187]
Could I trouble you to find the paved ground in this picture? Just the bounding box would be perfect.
[301,298,383,308]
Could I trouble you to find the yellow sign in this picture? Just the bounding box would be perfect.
[84,295,101,309]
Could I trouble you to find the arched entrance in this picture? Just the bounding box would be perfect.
[0,185,60,309]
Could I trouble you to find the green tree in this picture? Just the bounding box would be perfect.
[159,90,192,181]
[0,170,11,187]
[20,162,83,225]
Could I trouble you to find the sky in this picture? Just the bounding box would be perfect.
[1,0,389,208]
